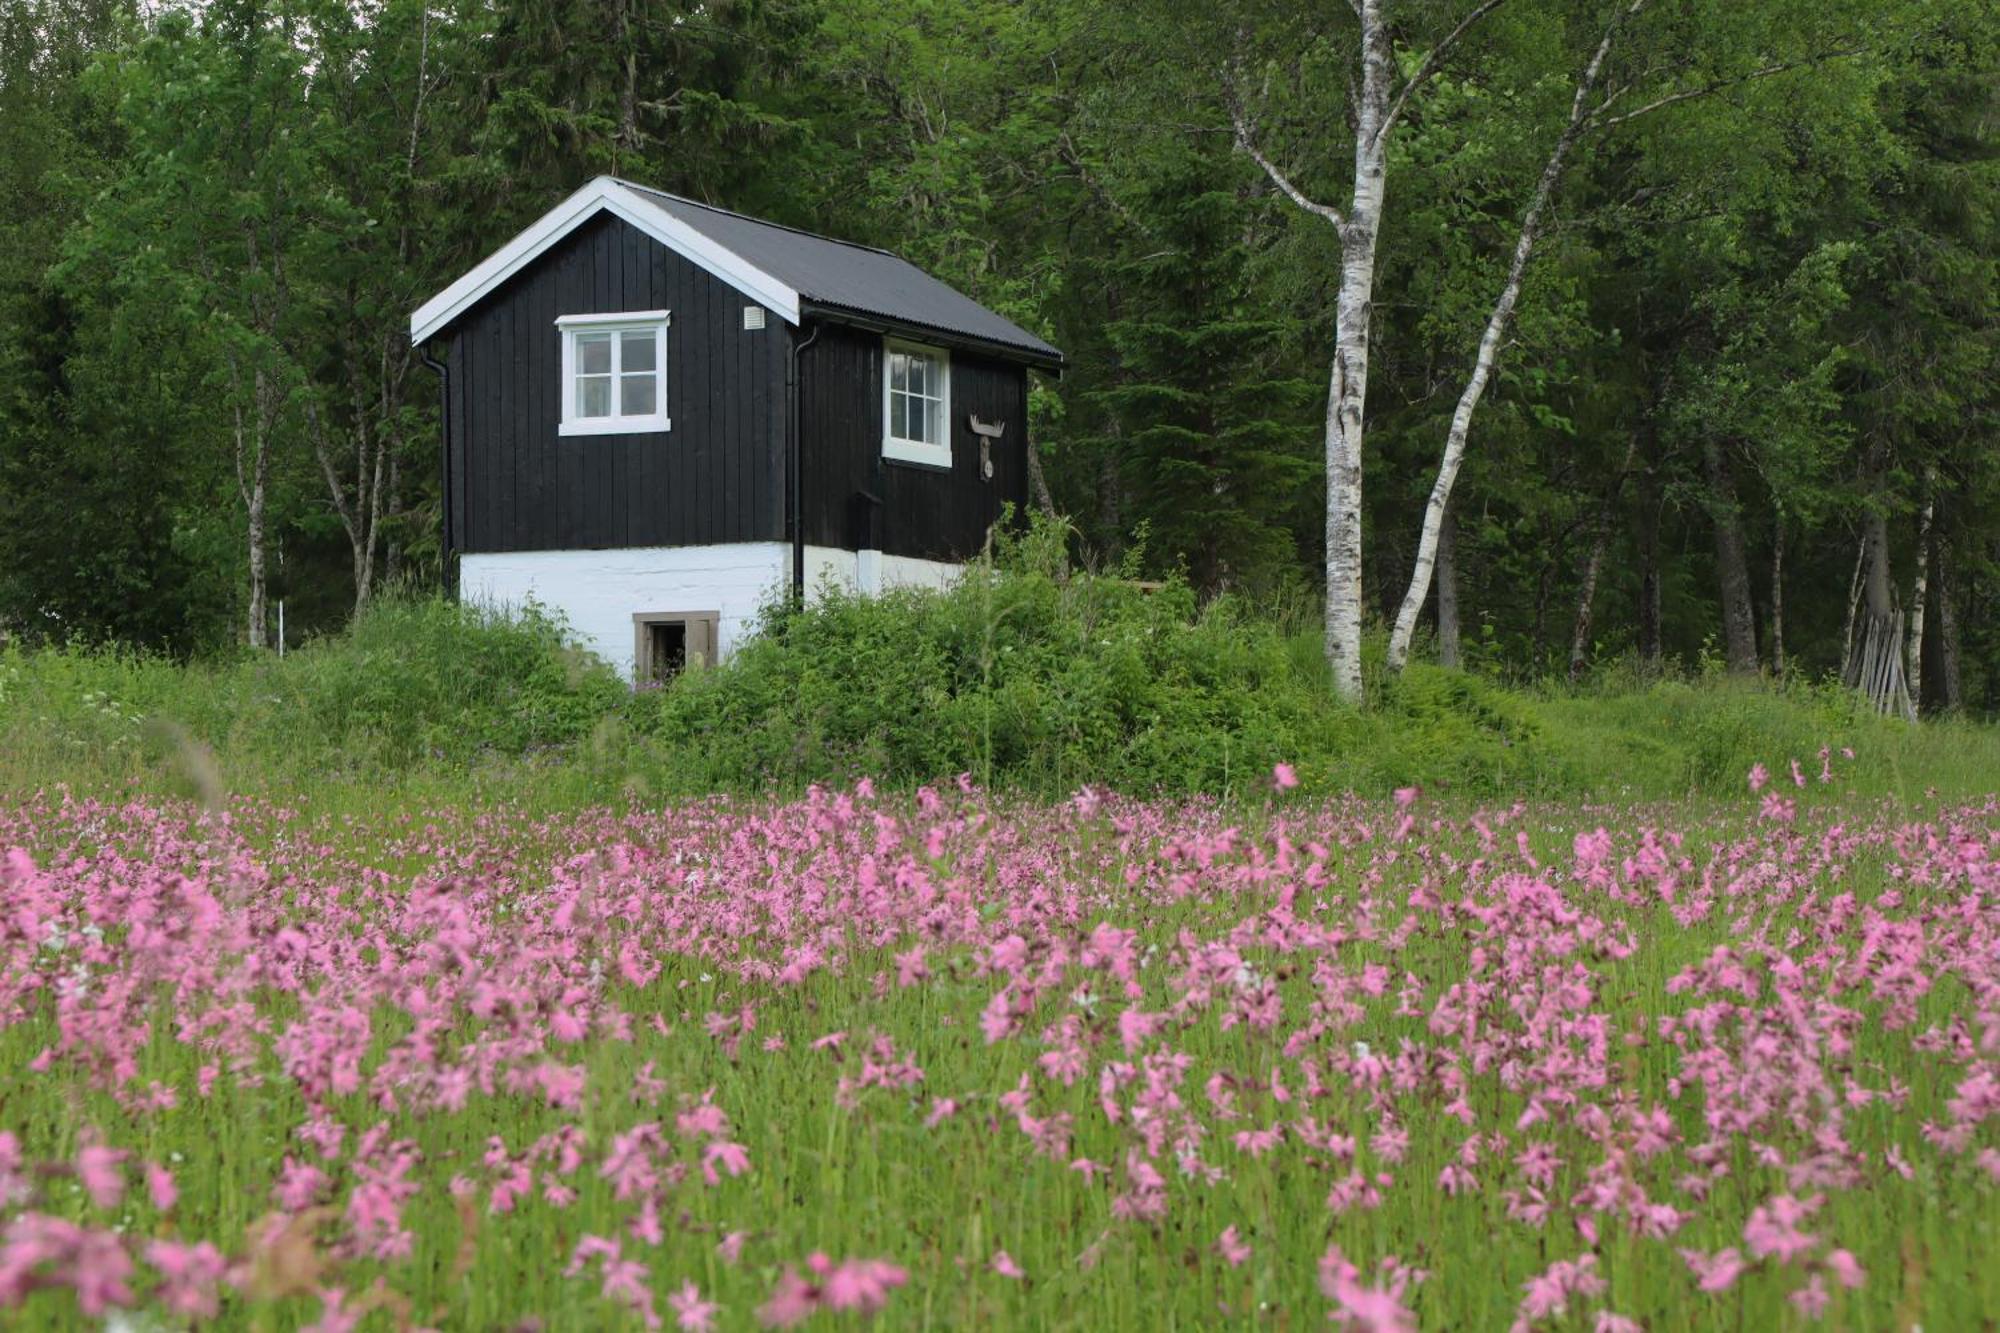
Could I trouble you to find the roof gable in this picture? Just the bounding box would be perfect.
[409,178,798,342]
[410,177,1062,367]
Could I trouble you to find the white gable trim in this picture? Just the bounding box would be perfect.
[409,177,800,344]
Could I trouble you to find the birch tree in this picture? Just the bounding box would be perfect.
[1225,0,1515,701]
[1385,0,1878,672]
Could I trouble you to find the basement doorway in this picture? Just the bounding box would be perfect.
[633,611,719,684]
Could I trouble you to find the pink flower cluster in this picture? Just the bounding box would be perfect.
[0,748,1992,1326]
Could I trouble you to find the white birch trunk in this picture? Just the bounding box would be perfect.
[1385,11,1628,671]
[1314,2,1393,702]
[228,358,274,651]
[1228,0,1516,700]
[1907,476,1935,710]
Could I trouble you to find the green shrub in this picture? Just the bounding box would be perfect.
[230,598,627,769]
[632,553,1383,798]
[0,598,628,787]
[6,535,1999,805]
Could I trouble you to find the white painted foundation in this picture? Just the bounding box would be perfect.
[460,542,961,680]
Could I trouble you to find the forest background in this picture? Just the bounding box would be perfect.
[1,0,1994,711]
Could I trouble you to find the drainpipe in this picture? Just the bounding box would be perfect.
[418,345,453,576]
[786,321,821,602]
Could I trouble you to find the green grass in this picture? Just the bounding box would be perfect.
[4,541,1998,810]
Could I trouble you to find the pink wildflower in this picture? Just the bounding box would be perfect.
[1744,1194,1820,1264]
[1216,1225,1252,1267]
[669,1280,721,1331]
[1824,1249,1865,1289]
[76,1143,126,1210]
[991,1249,1025,1279]
[145,1239,226,1317]
[1319,1244,1419,1332]
[145,1162,178,1212]
[1681,1246,1748,1293]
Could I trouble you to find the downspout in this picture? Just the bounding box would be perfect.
[786,321,821,602]
[418,344,453,576]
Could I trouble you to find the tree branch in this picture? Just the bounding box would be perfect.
[1590,47,1865,131]
[1224,56,1345,228]
[1374,0,1515,147]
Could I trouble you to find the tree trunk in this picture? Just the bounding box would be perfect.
[1935,536,1963,713]
[1230,0,1531,698]
[1702,438,1759,674]
[615,0,639,161]
[245,471,268,651]
[1436,502,1460,669]
[1839,535,1865,682]
[1768,511,1785,678]
[1567,434,1640,681]
[1386,6,1627,671]
[1306,3,1395,703]
[1637,471,1662,670]
[230,362,276,651]
[1907,476,1935,710]
[1226,0,1399,701]
[1025,438,1057,519]
[1845,497,1915,721]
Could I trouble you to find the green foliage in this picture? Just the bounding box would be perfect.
[6,572,2000,806]
[635,553,1366,798]
[0,598,626,783]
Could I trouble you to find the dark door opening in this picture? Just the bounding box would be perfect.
[645,621,687,682]
[632,611,718,684]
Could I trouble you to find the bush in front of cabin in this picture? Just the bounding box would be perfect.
[629,529,1387,798]
[229,597,629,769]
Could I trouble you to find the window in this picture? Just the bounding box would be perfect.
[633,611,717,684]
[882,339,951,467]
[558,311,670,435]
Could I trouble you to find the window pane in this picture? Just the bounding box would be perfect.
[620,330,655,372]
[620,373,656,416]
[890,392,907,440]
[577,332,613,375]
[889,351,907,394]
[913,396,934,444]
[578,375,611,418]
[908,355,927,397]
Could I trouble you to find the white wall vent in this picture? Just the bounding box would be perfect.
[742,304,766,331]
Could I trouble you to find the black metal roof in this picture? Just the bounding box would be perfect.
[618,181,1064,369]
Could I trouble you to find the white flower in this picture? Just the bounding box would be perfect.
[1352,1041,1372,1061]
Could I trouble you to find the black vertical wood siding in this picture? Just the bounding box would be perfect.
[797,323,1031,562]
[441,213,1033,562]
[445,212,788,552]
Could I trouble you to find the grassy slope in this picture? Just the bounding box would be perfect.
[2,580,1997,810]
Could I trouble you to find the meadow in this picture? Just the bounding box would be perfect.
[2,753,1995,1329]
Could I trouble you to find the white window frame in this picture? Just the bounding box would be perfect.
[557,310,671,436]
[881,337,952,468]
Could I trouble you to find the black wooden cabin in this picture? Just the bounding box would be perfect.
[409,177,1062,679]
